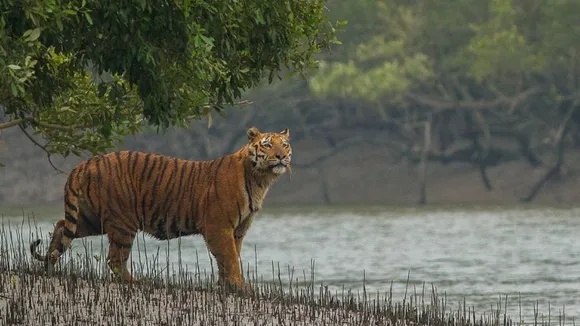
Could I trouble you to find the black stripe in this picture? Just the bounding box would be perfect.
[146,155,160,182]
[95,157,104,217]
[174,160,190,221]
[111,239,133,249]
[80,211,101,234]
[148,158,170,224]
[112,210,137,233]
[182,165,197,232]
[202,159,220,216]
[105,155,124,214]
[122,151,138,223]
[193,162,204,227]
[244,175,255,212]
[236,201,243,227]
[65,197,76,212]
[128,151,138,171]
[149,157,168,203]
[204,184,212,223]
[66,173,78,197]
[86,168,94,208]
[141,156,158,221]
[110,224,133,237]
[183,162,198,219]
[113,152,129,205]
[213,157,225,200]
[139,153,152,182]
[103,156,113,212]
[155,158,180,219]
[129,151,141,226]
[155,215,169,240]
[65,212,77,224]
[63,228,75,239]
[167,215,180,239]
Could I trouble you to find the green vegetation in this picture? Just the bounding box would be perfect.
[307,0,580,202]
[0,0,341,157]
[4,0,580,203]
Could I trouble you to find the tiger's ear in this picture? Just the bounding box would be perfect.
[280,128,290,139]
[247,126,261,141]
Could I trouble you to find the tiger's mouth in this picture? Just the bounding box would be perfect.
[268,159,288,168]
[269,161,289,174]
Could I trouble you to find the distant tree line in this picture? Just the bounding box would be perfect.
[309,0,580,203]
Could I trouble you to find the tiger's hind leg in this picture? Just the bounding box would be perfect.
[29,219,66,269]
[104,219,137,282]
[46,220,66,268]
[43,192,82,271]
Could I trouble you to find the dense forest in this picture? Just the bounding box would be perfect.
[3,0,580,206]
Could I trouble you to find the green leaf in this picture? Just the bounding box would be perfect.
[7,64,21,70]
[84,12,93,25]
[25,28,41,42]
[9,83,18,96]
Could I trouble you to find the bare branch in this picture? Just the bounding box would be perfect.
[418,114,432,205]
[521,104,578,202]
[407,87,541,112]
[18,125,66,174]
[291,136,365,169]
[0,118,25,130]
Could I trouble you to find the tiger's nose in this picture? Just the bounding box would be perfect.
[276,153,284,159]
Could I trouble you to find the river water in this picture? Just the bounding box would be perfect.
[1,205,579,322]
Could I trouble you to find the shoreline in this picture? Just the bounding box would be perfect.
[2,201,580,219]
[0,271,532,326]
[0,265,571,326]
[4,128,580,207]
[0,270,411,326]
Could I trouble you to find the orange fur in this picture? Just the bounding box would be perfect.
[30,126,292,291]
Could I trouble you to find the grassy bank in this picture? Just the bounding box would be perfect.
[0,218,571,326]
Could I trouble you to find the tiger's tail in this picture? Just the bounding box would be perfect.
[30,218,66,267]
[30,239,47,262]
[34,168,85,267]
[53,172,86,262]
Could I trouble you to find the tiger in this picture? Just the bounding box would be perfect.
[30,126,292,291]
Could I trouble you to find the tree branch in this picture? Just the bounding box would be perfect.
[18,125,66,174]
[0,118,26,130]
[520,104,577,202]
[418,115,432,205]
[0,116,89,131]
[407,87,541,112]
[291,136,365,169]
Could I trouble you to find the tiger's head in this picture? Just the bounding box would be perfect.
[246,126,292,175]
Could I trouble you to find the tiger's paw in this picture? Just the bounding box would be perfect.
[216,280,254,297]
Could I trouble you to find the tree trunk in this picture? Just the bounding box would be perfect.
[521,105,577,202]
[418,115,432,205]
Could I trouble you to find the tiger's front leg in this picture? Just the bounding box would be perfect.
[234,215,254,258]
[104,219,137,282]
[204,227,249,292]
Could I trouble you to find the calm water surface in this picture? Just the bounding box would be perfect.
[2,205,579,321]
